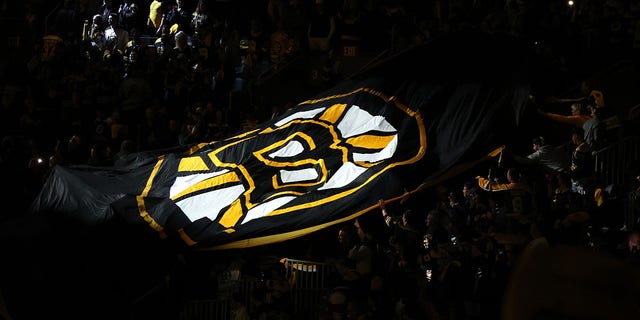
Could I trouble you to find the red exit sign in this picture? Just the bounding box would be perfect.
[342,46,358,57]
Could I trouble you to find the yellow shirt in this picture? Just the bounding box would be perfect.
[148,0,163,29]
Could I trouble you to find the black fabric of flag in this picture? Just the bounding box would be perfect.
[30,30,535,250]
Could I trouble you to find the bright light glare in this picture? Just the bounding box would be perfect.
[568,0,574,6]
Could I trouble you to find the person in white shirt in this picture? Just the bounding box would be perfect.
[525,136,570,174]
[104,13,129,53]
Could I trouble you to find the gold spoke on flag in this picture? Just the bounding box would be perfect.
[318,103,347,123]
[219,198,244,229]
[346,134,395,149]
[178,155,210,171]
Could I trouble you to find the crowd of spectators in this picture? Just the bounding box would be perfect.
[192,149,640,319]
[1,0,639,212]
[1,0,640,319]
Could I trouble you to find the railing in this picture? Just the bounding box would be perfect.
[592,136,640,187]
[592,135,640,229]
[180,299,231,320]
[626,191,639,230]
[179,258,335,319]
[280,257,336,318]
[0,17,22,50]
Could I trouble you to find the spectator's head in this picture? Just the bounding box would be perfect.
[589,90,605,108]
[579,79,593,95]
[92,14,102,26]
[196,0,207,11]
[425,210,441,228]
[338,224,355,246]
[108,13,117,26]
[119,139,136,154]
[174,30,188,50]
[402,209,420,227]
[462,181,477,199]
[532,136,545,151]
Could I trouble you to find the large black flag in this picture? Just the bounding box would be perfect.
[30,31,534,250]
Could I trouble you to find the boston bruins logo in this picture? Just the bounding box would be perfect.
[140,88,425,247]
